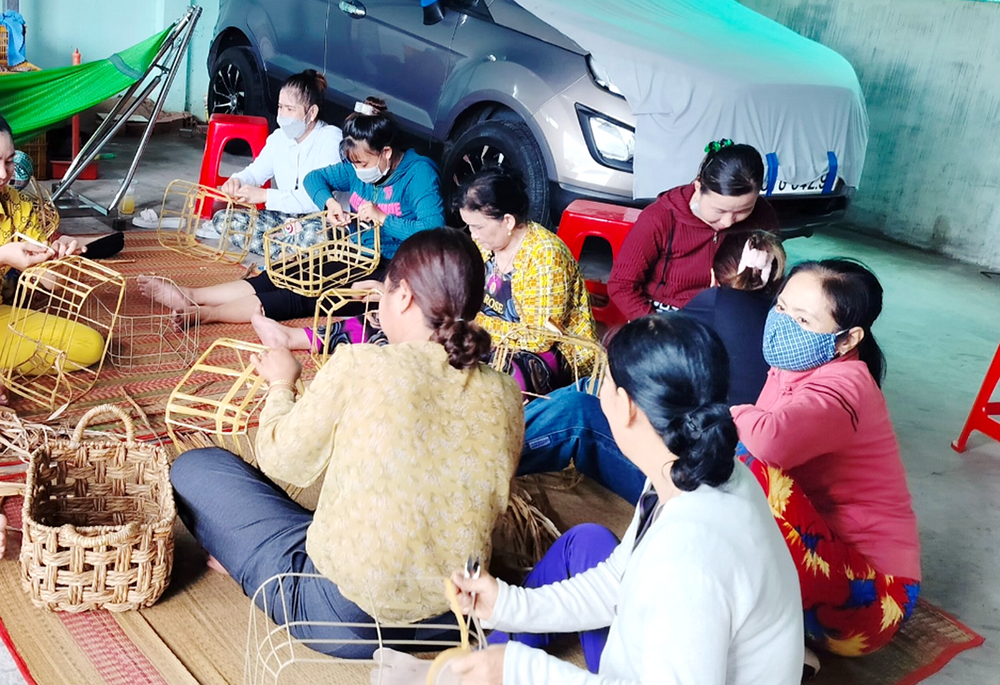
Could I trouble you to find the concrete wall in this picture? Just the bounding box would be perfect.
[741,0,1000,269]
[15,0,219,116]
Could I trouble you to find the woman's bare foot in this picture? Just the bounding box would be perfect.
[206,554,230,577]
[137,275,196,312]
[252,312,311,350]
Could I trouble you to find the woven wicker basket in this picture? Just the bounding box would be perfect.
[19,404,176,612]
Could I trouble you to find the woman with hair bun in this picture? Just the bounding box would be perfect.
[733,259,921,660]
[170,227,523,657]
[448,314,803,684]
[608,140,778,320]
[216,69,343,255]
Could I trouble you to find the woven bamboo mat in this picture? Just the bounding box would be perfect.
[0,479,985,685]
[5,232,316,441]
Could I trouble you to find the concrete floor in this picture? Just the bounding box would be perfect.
[2,134,999,683]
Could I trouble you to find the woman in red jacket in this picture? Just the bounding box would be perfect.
[732,259,921,661]
[607,140,778,320]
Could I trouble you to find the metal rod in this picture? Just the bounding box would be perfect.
[51,77,162,201]
[109,5,202,213]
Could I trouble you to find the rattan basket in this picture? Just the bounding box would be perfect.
[19,404,176,612]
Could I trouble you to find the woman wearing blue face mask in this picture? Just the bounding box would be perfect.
[731,259,921,667]
[217,69,343,256]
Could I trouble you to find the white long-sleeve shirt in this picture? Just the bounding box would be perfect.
[232,120,342,214]
[486,461,804,685]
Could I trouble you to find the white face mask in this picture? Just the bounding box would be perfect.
[354,158,387,184]
[277,115,308,140]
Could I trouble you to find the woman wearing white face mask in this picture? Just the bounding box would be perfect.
[731,259,921,666]
[303,96,445,259]
[217,69,343,256]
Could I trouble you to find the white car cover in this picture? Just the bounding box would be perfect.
[514,0,869,200]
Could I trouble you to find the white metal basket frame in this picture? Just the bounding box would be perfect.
[245,572,480,685]
[104,276,200,370]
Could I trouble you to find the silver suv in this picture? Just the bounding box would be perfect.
[209,0,849,229]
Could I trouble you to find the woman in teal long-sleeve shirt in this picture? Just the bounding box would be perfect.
[137,97,444,325]
[304,96,444,261]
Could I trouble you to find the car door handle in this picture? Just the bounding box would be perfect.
[339,0,367,18]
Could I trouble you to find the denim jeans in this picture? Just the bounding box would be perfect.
[518,384,646,505]
[171,447,452,658]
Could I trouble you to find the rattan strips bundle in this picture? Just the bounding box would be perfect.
[19,404,175,612]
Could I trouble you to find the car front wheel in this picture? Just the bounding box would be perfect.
[208,47,267,119]
[442,118,551,227]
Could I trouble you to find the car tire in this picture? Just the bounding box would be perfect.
[207,47,267,119]
[442,118,551,227]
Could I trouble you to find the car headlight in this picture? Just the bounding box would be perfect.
[576,105,635,172]
[587,56,623,97]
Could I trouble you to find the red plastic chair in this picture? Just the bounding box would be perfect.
[197,114,270,217]
[952,342,1000,452]
[557,200,641,327]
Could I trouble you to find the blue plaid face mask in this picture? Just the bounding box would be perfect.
[762,309,845,372]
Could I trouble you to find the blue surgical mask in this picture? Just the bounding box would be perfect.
[277,115,307,140]
[762,309,846,372]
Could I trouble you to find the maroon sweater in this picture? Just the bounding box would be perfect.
[608,183,778,319]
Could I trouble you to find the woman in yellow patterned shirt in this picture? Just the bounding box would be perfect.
[0,116,101,404]
[457,168,597,397]
[170,227,524,658]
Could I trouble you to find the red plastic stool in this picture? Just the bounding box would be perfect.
[952,342,1000,452]
[197,114,271,217]
[558,200,641,327]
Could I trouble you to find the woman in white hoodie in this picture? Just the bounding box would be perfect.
[450,313,804,685]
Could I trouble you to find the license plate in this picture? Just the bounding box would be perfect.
[766,172,834,196]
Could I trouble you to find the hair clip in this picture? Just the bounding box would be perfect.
[737,240,775,285]
[704,138,735,155]
[354,101,378,116]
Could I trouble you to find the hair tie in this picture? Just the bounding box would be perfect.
[454,317,465,323]
[704,138,734,155]
[684,414,702,441]
[737,240,775,285]
[354,101,378,116]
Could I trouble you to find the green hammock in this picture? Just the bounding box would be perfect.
[0,26,172,143]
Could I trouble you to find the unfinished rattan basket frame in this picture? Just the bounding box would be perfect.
[263,212,381,299]
[490,323,608,400]
[156,179,259,264]
[164,338,303,459]
[245,573,471,685]
[19,177,60,240]
[106,276,200,370]
[0,255,125,413]
[19,404,175,613]
[310,287,381,368]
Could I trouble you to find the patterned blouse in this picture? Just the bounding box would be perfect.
[475,222,598,372]
[256,341,524,622]
[0,185,50,281]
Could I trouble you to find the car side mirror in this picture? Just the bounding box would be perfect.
[422,0,445,25]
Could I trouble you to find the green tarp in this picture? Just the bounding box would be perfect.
[0,26,173,143]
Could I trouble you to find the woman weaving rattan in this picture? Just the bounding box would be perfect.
[170,227,524,657]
